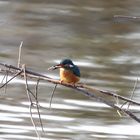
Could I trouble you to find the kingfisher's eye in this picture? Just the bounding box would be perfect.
[69,64,74,68]
[64,64,73,68]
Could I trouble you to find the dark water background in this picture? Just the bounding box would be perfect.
[0,0,140,140]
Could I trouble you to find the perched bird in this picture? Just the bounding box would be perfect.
[48,59,80,84]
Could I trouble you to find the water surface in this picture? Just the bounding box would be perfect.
[0,0,140,140]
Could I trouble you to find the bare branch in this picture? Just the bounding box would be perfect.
[35,79,45,133]
[49,84,57,108]
[18,41,23,68]
[22,64,40,139]
[0,62,140,123]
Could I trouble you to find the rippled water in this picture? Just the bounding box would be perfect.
[0,0,140,140]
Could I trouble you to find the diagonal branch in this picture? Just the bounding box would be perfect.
[0,70,23,89]
[0,62,140,123]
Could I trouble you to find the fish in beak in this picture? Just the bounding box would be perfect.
[48,64,64,70]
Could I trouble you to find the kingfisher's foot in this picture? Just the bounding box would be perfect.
[59,80,63,84]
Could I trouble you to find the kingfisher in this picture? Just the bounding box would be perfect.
[48,59,80,84]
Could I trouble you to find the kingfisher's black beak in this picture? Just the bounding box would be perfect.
[48,64,63,70]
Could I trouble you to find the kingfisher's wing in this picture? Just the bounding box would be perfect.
[72,65,80,77]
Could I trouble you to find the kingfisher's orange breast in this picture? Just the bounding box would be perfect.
[60,68,80,83]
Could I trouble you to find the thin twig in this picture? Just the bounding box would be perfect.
[18,41,23,68]
[23,64,40,139]
[29,103,40,140]
[115,95,122,117]
[120,77,139,110]
[35,79,40,99]
[35,79,45,133]
[49,84,57,108]
[114,15,140,19]
[1,67,8,84]
[127,77,138,110]
[4,68,9,94]
[27,88,37,100]
[0,70,22,89]
[0,67,9,94]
